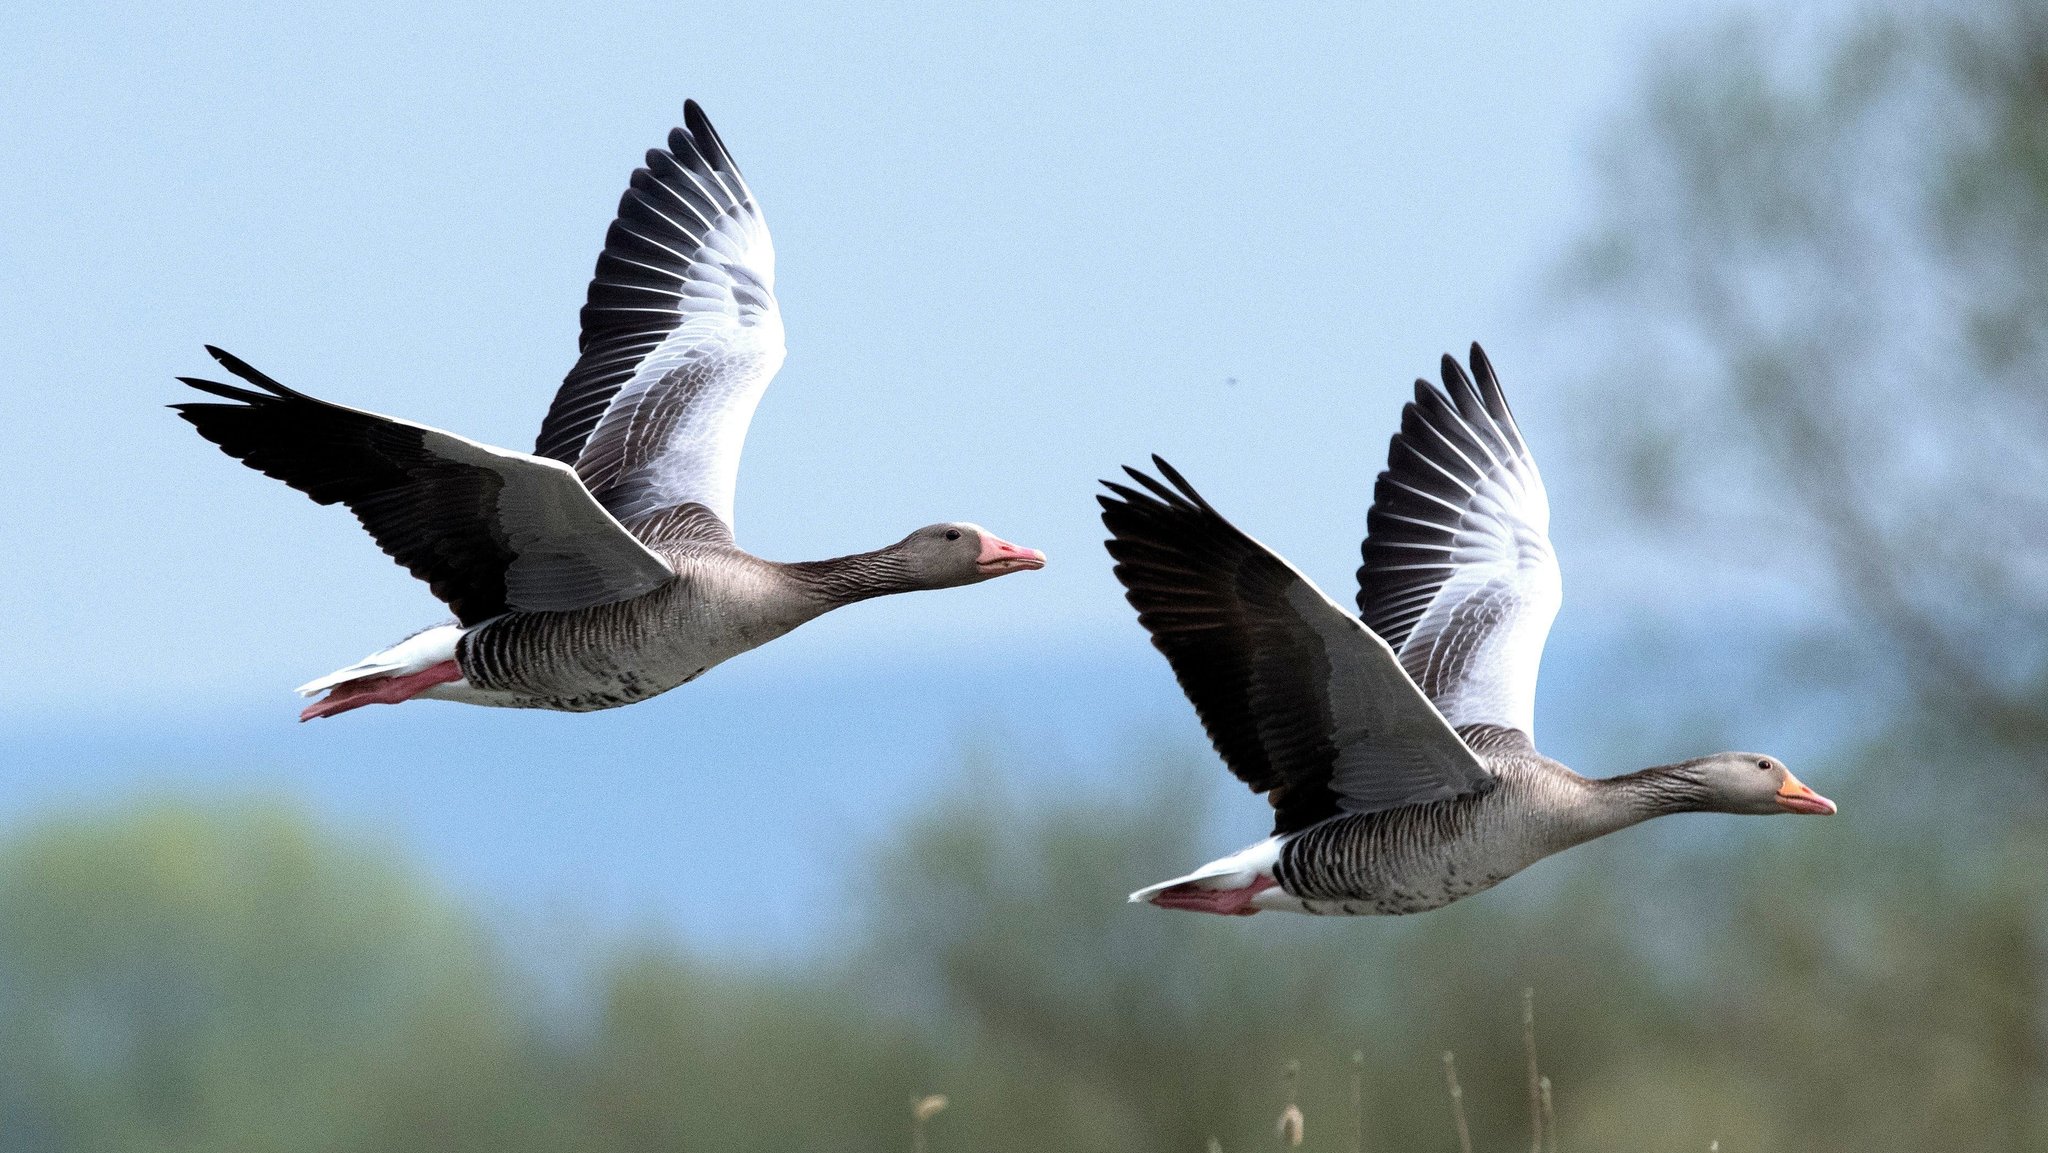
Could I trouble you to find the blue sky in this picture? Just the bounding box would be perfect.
[0,1,1804,953]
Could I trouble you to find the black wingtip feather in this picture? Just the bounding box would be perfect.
[681,100,734,174]
[1465,342,1518,431]
[1113,455,1221,517]
[1120,465,1174,502]
[683,100,711,143]
[203,346,302,399]
[1440,353,1489,424]
[1127,466,1204,514]
[1148,455,1208,509]
[175,376,270,404]
[1099,480,1152,509]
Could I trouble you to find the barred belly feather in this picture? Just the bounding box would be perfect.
[1275,751,1581,915]
[454,558,810,711]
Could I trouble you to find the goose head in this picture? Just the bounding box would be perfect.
[1684,753,1838,816]
[896,522,1046,588]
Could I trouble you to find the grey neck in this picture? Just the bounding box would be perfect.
[777,544,925,610]
[1512,762,1723,858]
[1589,762,1720,825]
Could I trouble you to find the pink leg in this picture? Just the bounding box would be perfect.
[1148,875,1278,916]
[300,661,462,722]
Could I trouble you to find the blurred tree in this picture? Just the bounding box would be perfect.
[0,802,567,1153]
[856,759,2048,1152]
[855,762,1716,1153]
[576,950,933,1153]
[1566,0,2048,785]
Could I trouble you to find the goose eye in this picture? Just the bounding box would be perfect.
[944,529,962,541]
[1757,758,1773,772]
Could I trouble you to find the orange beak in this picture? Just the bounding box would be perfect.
[1775,772,1837,815]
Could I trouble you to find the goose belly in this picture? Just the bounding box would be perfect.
[1273,799,1553,916]
[448,580,802,711]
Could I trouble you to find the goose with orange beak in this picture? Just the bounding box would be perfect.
[1776,772,1839,815]
[1106,345,1834,917]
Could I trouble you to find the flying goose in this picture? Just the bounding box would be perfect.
[176,102,1044,721]
[1102,345,1833,916]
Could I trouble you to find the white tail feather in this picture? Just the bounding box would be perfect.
[1128,837,1283,903]
[295,623,465,697]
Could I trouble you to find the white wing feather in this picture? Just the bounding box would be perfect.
[1358,347,1561,740]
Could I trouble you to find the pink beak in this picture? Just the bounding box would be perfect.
[976,533,1046,574]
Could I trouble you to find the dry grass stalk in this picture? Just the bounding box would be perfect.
[910,1094,947,1153]
[1277,1104,1304,1148]
[1350,1048,1366,1153]
[1540,1075,1557,1153]
[1276,1058,1304,1148]
[1523,988,1543,1153]
[1442,1051,1474,1153]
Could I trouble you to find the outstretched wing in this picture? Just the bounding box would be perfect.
[176,347,675,626]
[1102,458,1495,836]
[1357,344,1562,740]
[534,100,786,539]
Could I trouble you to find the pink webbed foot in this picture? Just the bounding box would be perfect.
[1147,875,1278,916]
[300,661,462,722]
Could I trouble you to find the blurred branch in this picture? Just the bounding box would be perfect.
[1565,0,2048,777]
[1351,1048,1367,1153]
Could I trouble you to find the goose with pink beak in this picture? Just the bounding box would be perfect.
[175,102,1043,720]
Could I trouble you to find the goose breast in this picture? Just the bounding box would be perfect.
[1272,755,1593,915]
[443,554,816,711]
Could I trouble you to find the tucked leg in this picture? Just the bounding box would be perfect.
[300,661,462,721]
[1146,876,1277,916]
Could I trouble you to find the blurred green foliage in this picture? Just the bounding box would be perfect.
[0,803,567,1153]
[7,0,2048,1149]
[0,773,2043,1152]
